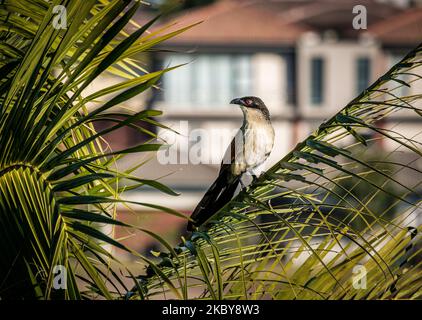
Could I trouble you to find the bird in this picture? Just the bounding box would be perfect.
[187,96,275,231]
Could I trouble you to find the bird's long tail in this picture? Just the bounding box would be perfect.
[187,171,240,231]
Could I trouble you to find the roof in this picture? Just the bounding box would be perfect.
[149,0,421,48]
[365,7,422,46]
[152,0,313,47]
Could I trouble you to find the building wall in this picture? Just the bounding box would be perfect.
[297,33,380,118]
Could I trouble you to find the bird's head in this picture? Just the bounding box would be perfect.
[230,96,270,119]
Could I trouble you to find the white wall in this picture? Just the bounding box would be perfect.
[252,53,289,115]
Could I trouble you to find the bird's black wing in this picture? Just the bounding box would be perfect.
[187,135,241,231]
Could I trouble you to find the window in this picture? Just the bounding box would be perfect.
[161,54,252,109]
[310,57,324,105]
[356,57,371,94]
[285,53,296,105]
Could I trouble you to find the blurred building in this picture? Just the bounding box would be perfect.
[106,0,422,256]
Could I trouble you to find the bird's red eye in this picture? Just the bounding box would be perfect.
[245,99,253,106]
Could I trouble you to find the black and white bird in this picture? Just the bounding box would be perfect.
[187,96,275,231]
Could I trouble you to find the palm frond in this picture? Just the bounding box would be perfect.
[0,0,194,299]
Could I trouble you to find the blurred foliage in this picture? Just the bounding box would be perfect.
[332,145,398,231]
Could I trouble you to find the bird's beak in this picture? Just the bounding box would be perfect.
[230,98,243,106]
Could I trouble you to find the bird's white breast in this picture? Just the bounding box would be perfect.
[231,109,274,176]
